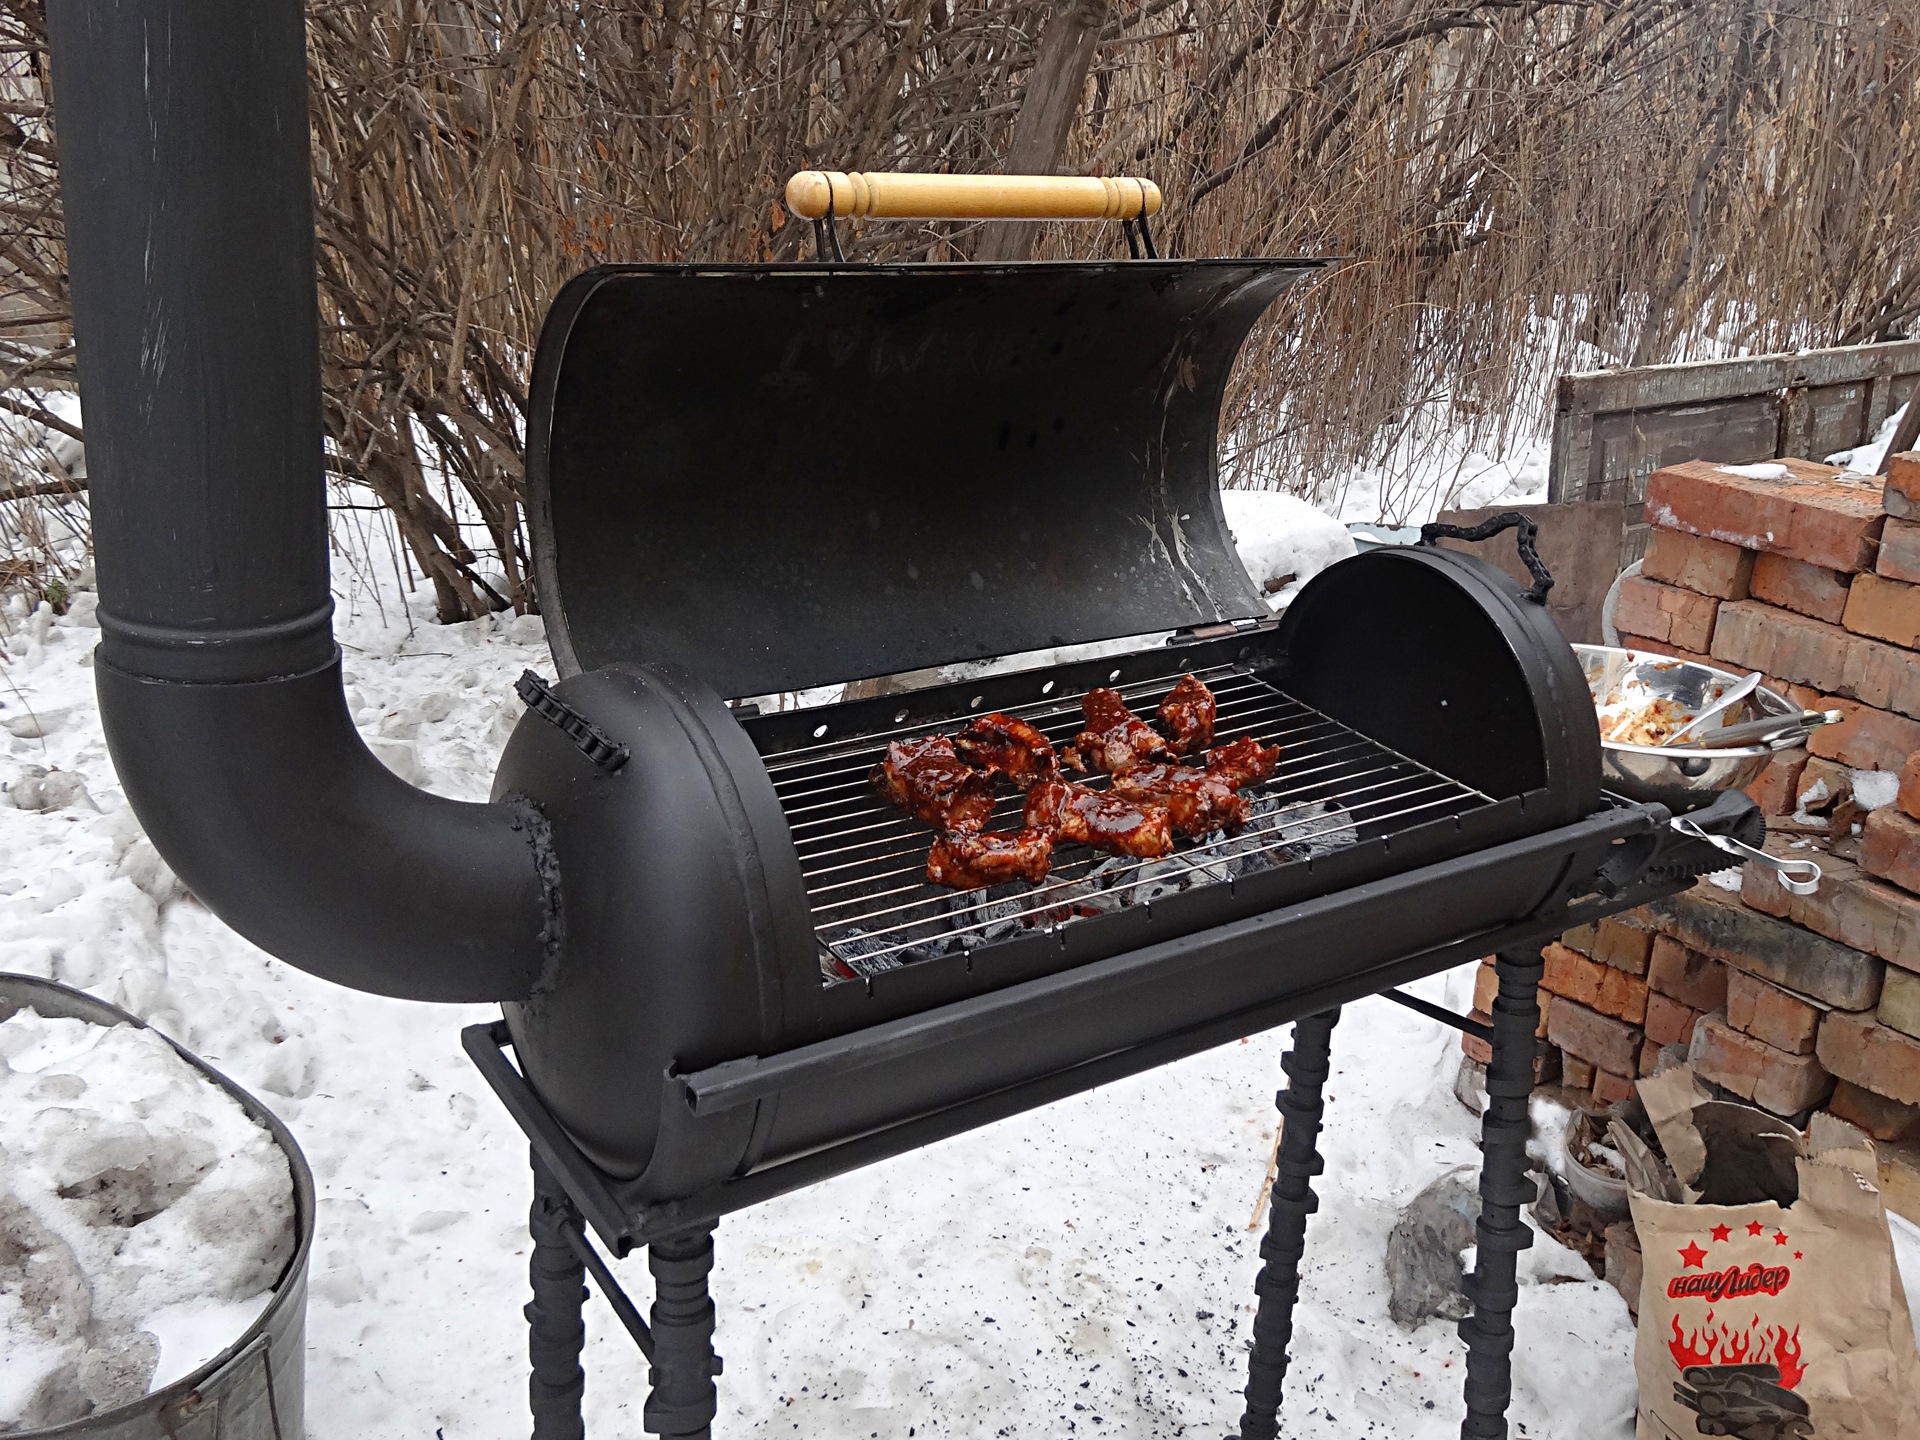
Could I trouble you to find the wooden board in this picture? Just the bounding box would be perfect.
[1431,501,1625,644]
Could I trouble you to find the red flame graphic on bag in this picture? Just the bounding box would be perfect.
[1668,1311,1807,1388]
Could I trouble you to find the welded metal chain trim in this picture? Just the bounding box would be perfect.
[645,1229,723,1439]
[516,670,631,772]
[1238,1006,1341,1440]
[1459,950,1544,1440]
[1417,511,1555,605]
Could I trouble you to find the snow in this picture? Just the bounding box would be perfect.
[1219,490,1357,607]
[1851,769,1901,812]
[1827,403,1910,474]
[4,573,1917,1437]
[0,1008,294,1427]
[1716,462,1791,480]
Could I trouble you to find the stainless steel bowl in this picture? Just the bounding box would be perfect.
[1574,644,1794,811]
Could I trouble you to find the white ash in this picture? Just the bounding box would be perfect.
[0,1009,293,1430]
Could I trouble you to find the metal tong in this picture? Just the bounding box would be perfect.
[1666,708,1845,751]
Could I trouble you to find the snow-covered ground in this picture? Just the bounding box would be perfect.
[3,565,1916,1437]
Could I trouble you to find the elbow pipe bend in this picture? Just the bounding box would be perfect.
[96,655,556,1003]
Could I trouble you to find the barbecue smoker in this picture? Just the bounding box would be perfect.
[51,6,1760,1439]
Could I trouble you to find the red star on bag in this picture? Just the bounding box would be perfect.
[1774,1231,1790,1246]
[1710,1224,1731,1242]
[1747,1221,1766,1237]
[1679,1240,1709,1269]
[1794,1251,1803,1259]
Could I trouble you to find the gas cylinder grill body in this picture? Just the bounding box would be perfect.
[44,7,1756,1439]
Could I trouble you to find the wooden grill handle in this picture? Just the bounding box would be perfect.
[785,171,1162,223]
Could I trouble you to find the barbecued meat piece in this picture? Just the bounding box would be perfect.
[1205,735,1281,789]
[871,735,996,833]
[1024,779,1175,858]
[1156,674,1217,755]
[954,712,1060,791]
[1110,763,1246,838]
[1065,687,1170,774]
[926,827,1055,889]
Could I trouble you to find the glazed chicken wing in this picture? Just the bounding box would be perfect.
[1204,735,1281,789]
[1024,778,1175,859]
[954,712,1060,791]
[1065,687,1170,774]
[1156,674,1217,755]
[926,827,1055,890]
[1110,763,1246,838]
[871,734,996,833]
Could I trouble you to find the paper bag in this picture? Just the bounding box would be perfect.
[1630,1070,1920,1439]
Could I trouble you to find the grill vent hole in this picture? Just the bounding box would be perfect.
[812,724,828,738]
[1109,669,1122,682]
[894,709,909,724]
[969,695,984,709]
[1041,680,1055,695]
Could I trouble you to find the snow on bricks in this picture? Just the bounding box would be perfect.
[1817,1010,1920,1107]
[1641,527,1754,599]
[1750,553,1852,624]
[1690,1013,1834,1116]
[1644,882,1884,1012]
[1645,457,1884,573]
[1612,575,1719,652]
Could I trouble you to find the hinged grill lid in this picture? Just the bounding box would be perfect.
[526,259,1330,697]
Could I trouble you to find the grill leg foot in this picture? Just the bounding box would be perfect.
[1459,948,1543,1440]
[528,1150,588,1440]
[1237,1006,1341,1440]
[645,1227,722,1439]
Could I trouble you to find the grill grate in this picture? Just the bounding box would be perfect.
[759,663,1495,982]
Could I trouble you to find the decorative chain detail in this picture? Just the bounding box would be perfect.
[516,670,630,772]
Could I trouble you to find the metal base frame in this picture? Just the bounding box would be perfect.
[1235,949,1547,1440]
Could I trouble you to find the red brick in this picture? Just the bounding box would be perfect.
[1725,970,1821,1056]
[1745,748,1809,815]
[1806,697,1920,771]
[1613,575,1721,653]
[1647,935,1729,1013]
[1642,527,1755,599]
[1560,1052,1596,1088]
[1881,967,1920,1040]
[1899,753,1920,823]
[1646,457,1884,572]
[1559,922,1598,956]
[1548,996,1643,1076]
[1843,571,1920,648]
[1460,1017,1558,1081]
[1793,755,1853,813]
[1691,1013,1834,1116]
[1825,1079,1920,1142]
[1711,601,1920,720]
[1617,634,1712,668]
[1862,806,1920,896]
[1591,915,1655,976]
[1473,960,1498,1015]
[1541,941,1649,1024]
[1876,515,1920,584]
[1817,1009,1920,1105]
[1639,1038,1665,1076]
[1644,991,1702,1048]
[1883,451,1920,519]
[1592,1070,1635,1106]
[1742,845,1920,977]
[1751,552,1853,623]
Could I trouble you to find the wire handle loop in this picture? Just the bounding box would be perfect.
[1418,511,1554,605]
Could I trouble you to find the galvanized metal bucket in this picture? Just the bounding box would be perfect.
[0,973,312,1440]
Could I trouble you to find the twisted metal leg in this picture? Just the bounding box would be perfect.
[644,1228,722,1439]
[1459,949,1543,1440]
[527,1151,588,1440]
[1237,1006,1341,1440]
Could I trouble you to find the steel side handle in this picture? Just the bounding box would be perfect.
[785,170,1162,223]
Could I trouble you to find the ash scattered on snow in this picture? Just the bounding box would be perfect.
[0,1008,293,1429]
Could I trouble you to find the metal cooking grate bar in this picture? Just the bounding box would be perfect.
[755,662,1496,982]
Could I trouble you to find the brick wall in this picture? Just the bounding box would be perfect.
[1465,450,1920,1218]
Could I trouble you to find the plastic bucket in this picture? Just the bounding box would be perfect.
[0,973,313,1439]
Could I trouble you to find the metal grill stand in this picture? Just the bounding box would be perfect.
[1233,951,1547,1440]
[528,1152,589,1440]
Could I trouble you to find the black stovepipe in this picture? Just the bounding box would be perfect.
[44,0,552,1001]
